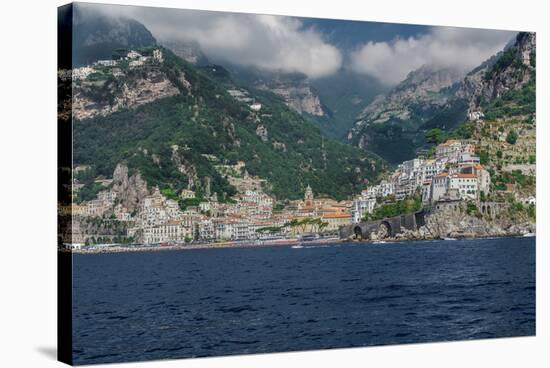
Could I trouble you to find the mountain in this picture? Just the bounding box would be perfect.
[252,72,325,116]
[459,33,536,202]
[458,32,535,121]
[160,40,210,65]
[219,66,389,141]
[309,70,387,140]
[72,5,157,66]
[158,40,326,118]
[159,34,387,141]
[222,67,327,116]
[347,65,466,162]
[72,47,387,203]
[348,32,535,164]
[356,65,464,125]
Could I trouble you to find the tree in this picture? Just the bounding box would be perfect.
[426,128,443,144]
[364,195,421,221]
[466,202,480,217]
[506,129,518,145]
[478,150,490,165]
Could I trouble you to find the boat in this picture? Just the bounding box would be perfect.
[523,232,536,237]
[442,237,457,241]
[291,245,304,249]
[300,234,320,242]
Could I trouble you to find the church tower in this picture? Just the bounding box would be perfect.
[304,184,314,208]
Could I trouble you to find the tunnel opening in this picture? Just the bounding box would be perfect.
[353,226,363,239]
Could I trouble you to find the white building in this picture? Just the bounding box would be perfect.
[449,173,478,200]
[351,196,377,223]
[127,50,142,59]
[129,59,144,68]
[144,220,191,244]
[95,59,117,67]
[232,221,256,240]
[422,180,433,206]
[431,172,450,203]
[436,140,463,161]
[152,49,163,63]
[458,153,481,167]
[72,66,94,81]
[180,189,196,199]
[214,219,235,240]
[436,140,476,163]
[250,103,262,111]
[197,219,215,241]
[378,180,395,197]
[199,202,211,213]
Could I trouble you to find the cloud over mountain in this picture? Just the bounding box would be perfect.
[349,27,515,85]
[83,4,342,79]
[76,4,515,83]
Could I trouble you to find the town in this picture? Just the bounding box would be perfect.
[61,132,535,250]
[59,48,537,250]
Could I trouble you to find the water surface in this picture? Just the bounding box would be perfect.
[73,237,536,365]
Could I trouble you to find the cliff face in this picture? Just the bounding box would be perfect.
[111,163,150,213]
[394,204,535,241]
[161,40,209,65]
[254,75,325,116]
[73,68,182,120]
[458,32,536,118]
[355,65,464,126]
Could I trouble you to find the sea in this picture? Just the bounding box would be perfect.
[72,236,536,365]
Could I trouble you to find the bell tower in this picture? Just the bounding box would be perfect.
[304,184,314,208]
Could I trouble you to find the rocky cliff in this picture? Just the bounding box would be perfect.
[73,67,182,120]
[161,40,209,65]
[394,204,535,241]
[458,32,536,118]
[254,74,325,116]
[356,65,464,125]
[110,163,150,213]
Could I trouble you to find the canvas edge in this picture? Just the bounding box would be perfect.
[58,2,74,366]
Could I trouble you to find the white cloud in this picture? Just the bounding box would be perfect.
[81,4,343,79]
[167,13,343,78]
[350,27,516,85]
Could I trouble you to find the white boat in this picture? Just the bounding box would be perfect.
[291,245,304,249]
[443,237,457,241]
[523,232,536,237]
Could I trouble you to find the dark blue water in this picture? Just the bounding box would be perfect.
[72,237,535,365]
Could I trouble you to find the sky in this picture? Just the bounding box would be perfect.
[77,3,517,85]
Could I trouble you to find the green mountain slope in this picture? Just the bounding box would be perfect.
[348,65,467,163]
[349,32,534,164]
[73,48,387,201]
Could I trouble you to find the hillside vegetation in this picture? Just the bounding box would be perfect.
[73,48,387,201]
